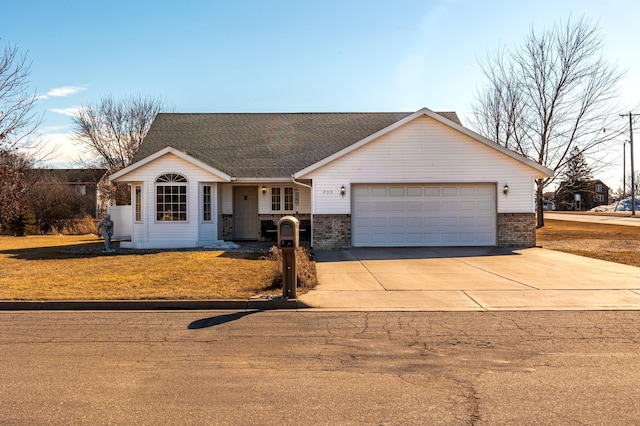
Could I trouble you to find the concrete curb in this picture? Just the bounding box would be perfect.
[0,299,304,311]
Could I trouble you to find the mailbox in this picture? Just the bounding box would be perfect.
[277,216,299,299]
[277,216,299,249]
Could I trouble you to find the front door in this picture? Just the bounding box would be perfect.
[233,186,258,240]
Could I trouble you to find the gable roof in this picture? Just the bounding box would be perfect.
[295,107,553,178]
[133,111,462,179]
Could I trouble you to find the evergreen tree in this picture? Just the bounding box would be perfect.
[557,147,594,209]
[562,146,593,192]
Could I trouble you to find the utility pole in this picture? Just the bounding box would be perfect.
[621,113,639,215]
[623,140,627,198]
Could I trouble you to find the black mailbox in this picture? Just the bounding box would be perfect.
[277,216,299,249]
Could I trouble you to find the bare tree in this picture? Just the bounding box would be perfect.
[71,94,165,204]
[471,17,624,227]
[72,94,164,170]
[0,40,41,152]
[0,150,33,231]
[25,172,89,234]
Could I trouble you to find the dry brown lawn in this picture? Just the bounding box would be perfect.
[3,220,636,301]
[537,219,640,267]
[0,235,282,300]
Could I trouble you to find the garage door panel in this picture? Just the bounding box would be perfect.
[371,187,387,197]
[354,186,371,197]
[406,217,423,227]
[459,187,475,196]
[424,187,440,197]
[389,187,405,197]
[407,201,424,211]
[407,187,422,196]
[353,184,496,247]
[424,202,441,211]
[371,201,388,210]
[441,201,458,210]
[477,186,494,196]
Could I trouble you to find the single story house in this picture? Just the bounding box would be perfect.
[110,108,553,249]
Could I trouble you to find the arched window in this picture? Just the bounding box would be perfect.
[156,173,187,221]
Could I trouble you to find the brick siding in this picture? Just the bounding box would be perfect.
[222,214,233,240]
[312,214,351,250]
[497,213,536,247]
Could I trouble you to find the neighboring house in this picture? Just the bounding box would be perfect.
[555,179,610,211]
[110,108,553,249]
[29,169,108,218]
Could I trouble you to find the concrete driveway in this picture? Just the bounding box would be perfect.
[298,247,640,311]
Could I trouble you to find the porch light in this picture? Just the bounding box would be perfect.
[262,185,267,195]
[503,184,509,195]
[341,185,346,197]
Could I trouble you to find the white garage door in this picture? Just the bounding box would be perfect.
[352,184,496,247]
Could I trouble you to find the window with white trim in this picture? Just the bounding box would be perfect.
[134,185,142,222]
[203,185,212,221]
[271,187,281,211]
[271,186,295,212]
[156,173,187,221]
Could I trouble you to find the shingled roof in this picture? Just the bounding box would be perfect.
[134,111,462,178]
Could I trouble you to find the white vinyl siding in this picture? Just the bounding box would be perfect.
[117,152,226,248]
[303,115,537,214]
[353,183,496,247]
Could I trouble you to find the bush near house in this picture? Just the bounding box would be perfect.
[265,246,318,289]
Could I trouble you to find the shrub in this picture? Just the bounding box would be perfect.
[265,246,318,289]
[48,215,98,235]
[8,211,37,236]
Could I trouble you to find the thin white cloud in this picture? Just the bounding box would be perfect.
[38,86,86,99]
[35,132,86,166]
[49,107,81,117]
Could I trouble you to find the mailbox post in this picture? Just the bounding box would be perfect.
[277,216,299,299]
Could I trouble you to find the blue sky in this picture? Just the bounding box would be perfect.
[2,0,639,188]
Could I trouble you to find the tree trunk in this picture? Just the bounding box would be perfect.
[536,179,544,228]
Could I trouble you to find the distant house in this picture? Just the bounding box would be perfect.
[555,179,610,211]
[28,169,108,218]
[110,108,553,249]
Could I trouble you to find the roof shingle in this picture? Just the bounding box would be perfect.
[135,111,462,178]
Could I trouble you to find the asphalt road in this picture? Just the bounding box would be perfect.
[1,310,640,425]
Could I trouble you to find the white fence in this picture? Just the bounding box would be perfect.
[107,205,132,239]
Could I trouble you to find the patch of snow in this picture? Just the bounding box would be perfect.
[204,241,241,249]
[590,196,640,212]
